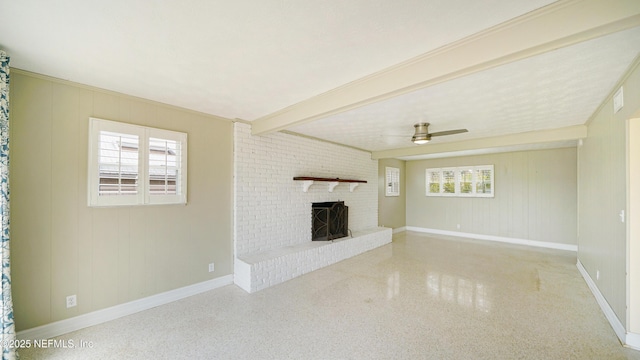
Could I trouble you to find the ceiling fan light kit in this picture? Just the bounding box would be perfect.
[411,122,468,145]
[412,138,430,145]
[411,135,430,144]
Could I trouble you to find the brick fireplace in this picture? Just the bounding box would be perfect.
[233,123,391,292]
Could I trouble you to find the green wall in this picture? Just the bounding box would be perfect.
[378,158,406,229]
[577,59,640,328]
[405,148,578,247]
[9,71,234,331]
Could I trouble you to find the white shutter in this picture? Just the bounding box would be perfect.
[475,165,494,197]
[426,168,441,195]
[146,128,187,205]
[98,131,140,196]
[88,118,145,206]
[385,167,400,196]
[458,169,473,194]
[442,168,456,194]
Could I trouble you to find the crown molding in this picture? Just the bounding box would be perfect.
[10,68,234,123]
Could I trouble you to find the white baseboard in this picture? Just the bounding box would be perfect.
[405,226,578,252]
[17,275,233,341]
[392,226,407,234]
[576,260,627,344]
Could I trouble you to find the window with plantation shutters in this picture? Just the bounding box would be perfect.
[426,168,441,195]
[425,165,494,198]
[98,131,140,197]
[385,167,400,197]
[88,118,187,207]
[148,137,179,196]
[475,166,493,196]
[442,168,456,194]
[458,169,473,194]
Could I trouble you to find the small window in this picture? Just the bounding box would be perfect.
[385,167,400,197]
[458,169,473,194]
[475,166,493,195]
[442,168,456,195]
[426,169,441,194]
[88,118,187,207]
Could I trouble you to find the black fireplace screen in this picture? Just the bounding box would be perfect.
[312,201,349,241]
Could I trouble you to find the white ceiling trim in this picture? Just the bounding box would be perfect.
[251,0,640,135]
[371,125,587,159]
[396,141,578,161]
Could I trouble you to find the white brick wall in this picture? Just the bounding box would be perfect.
[234,228,392,293]
[234,122,379,257]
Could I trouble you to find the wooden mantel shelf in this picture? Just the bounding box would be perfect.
[293,177,367,192]
[293,177,367,183]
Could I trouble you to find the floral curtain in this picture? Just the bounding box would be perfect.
[0,50,17,360]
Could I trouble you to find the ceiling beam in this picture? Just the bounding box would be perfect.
[371,125,588,160]
[251,0,640,135]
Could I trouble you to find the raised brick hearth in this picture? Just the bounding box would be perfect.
[234,227,391,293]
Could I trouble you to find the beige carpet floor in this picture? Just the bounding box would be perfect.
[18,231,640,359]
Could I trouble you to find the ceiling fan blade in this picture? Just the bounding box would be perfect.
[429,129,468,137]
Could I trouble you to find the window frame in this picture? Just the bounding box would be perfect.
[385,167,400,197]
[425,165,494,198]
[440,167,457,196]
[457,168,474,195]
[473,165,494,197]
[426,168,441,195]
[88,117,188,207]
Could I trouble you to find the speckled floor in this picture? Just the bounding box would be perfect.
[18,232,640,359]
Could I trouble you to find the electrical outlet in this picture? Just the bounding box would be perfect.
[66,295,77,308]
[456,224,461,230]
[596,270,600,281]
[208,263,215,273]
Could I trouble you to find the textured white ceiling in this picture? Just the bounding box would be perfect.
[0,0,555,121]
[288,26,640,152]
[2,1,639,159]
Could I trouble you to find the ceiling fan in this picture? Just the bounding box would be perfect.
[411,122,468,144]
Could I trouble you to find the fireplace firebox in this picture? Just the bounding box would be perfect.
[312,201,349,241]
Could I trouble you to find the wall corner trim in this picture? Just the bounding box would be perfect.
[17,275,233,341]
[576,260,627,345]
[392,227,407,234]
[405,227,577,252]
